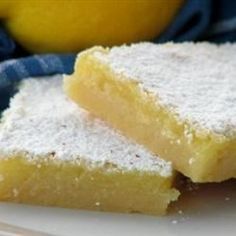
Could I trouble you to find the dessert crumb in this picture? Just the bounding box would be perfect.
[172,220,178,224]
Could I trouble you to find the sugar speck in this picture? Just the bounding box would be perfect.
[188,158,195,165]
[13,188,19,197]
[75,177,79,182]
[176,139,181,145]
[0,174,4,182]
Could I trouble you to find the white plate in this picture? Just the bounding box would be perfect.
[0,179,235,236]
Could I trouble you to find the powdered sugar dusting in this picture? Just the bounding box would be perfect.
[94,42,236,137]
[0,75,172,177]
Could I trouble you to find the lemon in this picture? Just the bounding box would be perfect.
[0,0,183,53]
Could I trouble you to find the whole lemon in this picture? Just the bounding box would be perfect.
[0,0,183,53]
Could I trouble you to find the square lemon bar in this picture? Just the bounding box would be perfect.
[0,75,178,215]
[64,42,236,182]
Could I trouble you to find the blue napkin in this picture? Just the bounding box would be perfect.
[0,0,236,111]
[156,0,236,43]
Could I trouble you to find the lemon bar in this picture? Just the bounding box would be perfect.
[64,42,236,182]
[0,75,178,215]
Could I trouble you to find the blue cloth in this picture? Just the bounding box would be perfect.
[0,0,236,111]
[157,0,236,43]
[0,27,15,61]
[157,0,212,42]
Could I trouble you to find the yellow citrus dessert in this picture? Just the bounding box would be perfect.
[0,0,183,53]
[64,42,236,183]
[0,75,178,215]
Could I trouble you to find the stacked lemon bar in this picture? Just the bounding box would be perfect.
[64,42,236,183]
[0,76,178,215]
[1,42,235,216]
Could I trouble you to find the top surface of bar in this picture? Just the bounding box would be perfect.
[93,42,236,137]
